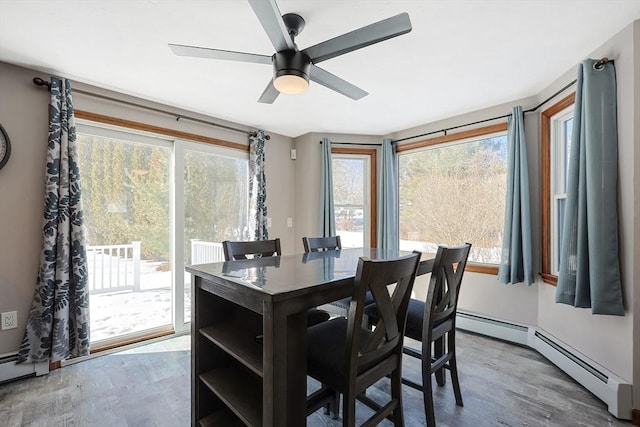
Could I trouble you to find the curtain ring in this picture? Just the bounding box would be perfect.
[593,58,608,71]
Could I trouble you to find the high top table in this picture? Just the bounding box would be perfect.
[186,248,434,427]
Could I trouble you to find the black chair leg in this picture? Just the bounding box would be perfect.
[391,369,404,426]
[423,363,436,427]
[434,336,446,386]
[449,333,463,407]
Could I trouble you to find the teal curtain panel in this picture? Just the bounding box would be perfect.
[498,106,534,285]
[556,59,624,315]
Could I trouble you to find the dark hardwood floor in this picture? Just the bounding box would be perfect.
[0,331,630,426]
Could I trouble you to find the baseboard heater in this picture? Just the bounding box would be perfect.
[456,310,632,420]
[0,352,48,384]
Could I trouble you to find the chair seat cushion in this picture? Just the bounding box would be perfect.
[405,298,426,341]
[307,308,331,327]
[307,317,375,390]
[365,298,440,342]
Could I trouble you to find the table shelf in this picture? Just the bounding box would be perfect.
[199,407,245,427]
[200,368,263,427]
[199,322,263,377]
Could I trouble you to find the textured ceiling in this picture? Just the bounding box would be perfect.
[1,1,639,137]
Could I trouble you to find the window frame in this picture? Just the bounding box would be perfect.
[331,147,377,248]
[396,123,508,275]
[541,93,575,285]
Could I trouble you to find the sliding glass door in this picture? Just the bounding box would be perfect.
[77,125,173,345]
[178,142,249,323]
[77,122,249,347]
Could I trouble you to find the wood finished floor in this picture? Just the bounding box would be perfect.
[0,331,630,427]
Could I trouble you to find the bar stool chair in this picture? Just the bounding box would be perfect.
[306,252,421,426]
[368,243,471,427]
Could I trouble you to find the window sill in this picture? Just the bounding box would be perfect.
[540,273,558,286]
[466,263,498,275]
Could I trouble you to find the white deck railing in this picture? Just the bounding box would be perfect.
[86,242,141,294]
[190,240,225,265]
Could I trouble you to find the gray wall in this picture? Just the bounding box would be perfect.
[0,61,296,354]
[0,19,637,411]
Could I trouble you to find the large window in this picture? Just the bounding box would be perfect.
[541,94,575,284]
[76,112,249,348]
[332,148,376,248]
[397,124,508,271]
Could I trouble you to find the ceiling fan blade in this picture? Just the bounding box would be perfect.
[248,0,295,52]
[258,80,280,104]
[303,13,412,64]
[310,65,368,100]
[169,43,272,65]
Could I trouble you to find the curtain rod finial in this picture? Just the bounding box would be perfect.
[33,77,51,90]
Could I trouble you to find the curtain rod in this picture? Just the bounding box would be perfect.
[319,140,381,146]
[392,57,613,144]
[32,77,270,140]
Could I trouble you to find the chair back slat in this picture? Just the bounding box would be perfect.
[302,236,342,252]
[345,252,420,384]
[222,238,281,261]
[425,244,471,339]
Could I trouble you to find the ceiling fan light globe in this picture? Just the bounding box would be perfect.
[274,74,309,94]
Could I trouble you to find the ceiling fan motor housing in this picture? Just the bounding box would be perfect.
[273,50,311,82]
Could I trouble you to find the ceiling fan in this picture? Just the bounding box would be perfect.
[169,0,412,103]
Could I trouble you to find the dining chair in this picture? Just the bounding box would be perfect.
[302,235,342,252]
[306,251,421,426]
[222,238,331,328]
[222,238,282,260]
[368,243,471,427]
[302,236,372,316]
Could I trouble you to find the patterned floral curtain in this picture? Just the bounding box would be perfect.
[249,130,268,240]
[18,78,90,363]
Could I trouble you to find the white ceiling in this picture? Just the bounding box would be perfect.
[1,1,639,138]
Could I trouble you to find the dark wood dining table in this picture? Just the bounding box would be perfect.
[186,247,434,427]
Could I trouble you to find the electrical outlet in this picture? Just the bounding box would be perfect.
[1,311,17,330]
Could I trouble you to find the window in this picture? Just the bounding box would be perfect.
[76,111,249,347]
[541,94,575,284]
[332,148,376,248]
[397,124,508,272]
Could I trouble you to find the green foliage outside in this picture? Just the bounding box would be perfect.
[77,134,248,262]
[399,136,508,263]
[183,150,248,261]
[78,134,171,260]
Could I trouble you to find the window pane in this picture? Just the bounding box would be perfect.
[183,150,248,322]
[563,117,573,190]
[399,135,508,263]
[336,207,364,248]
[333,156,367,248]
[333,158,364,205]
[78,132,172,343]
[554,196,566,274]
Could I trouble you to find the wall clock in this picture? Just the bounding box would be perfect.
[0,124,11,170]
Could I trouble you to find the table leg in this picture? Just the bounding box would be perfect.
[263,303,307,426]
